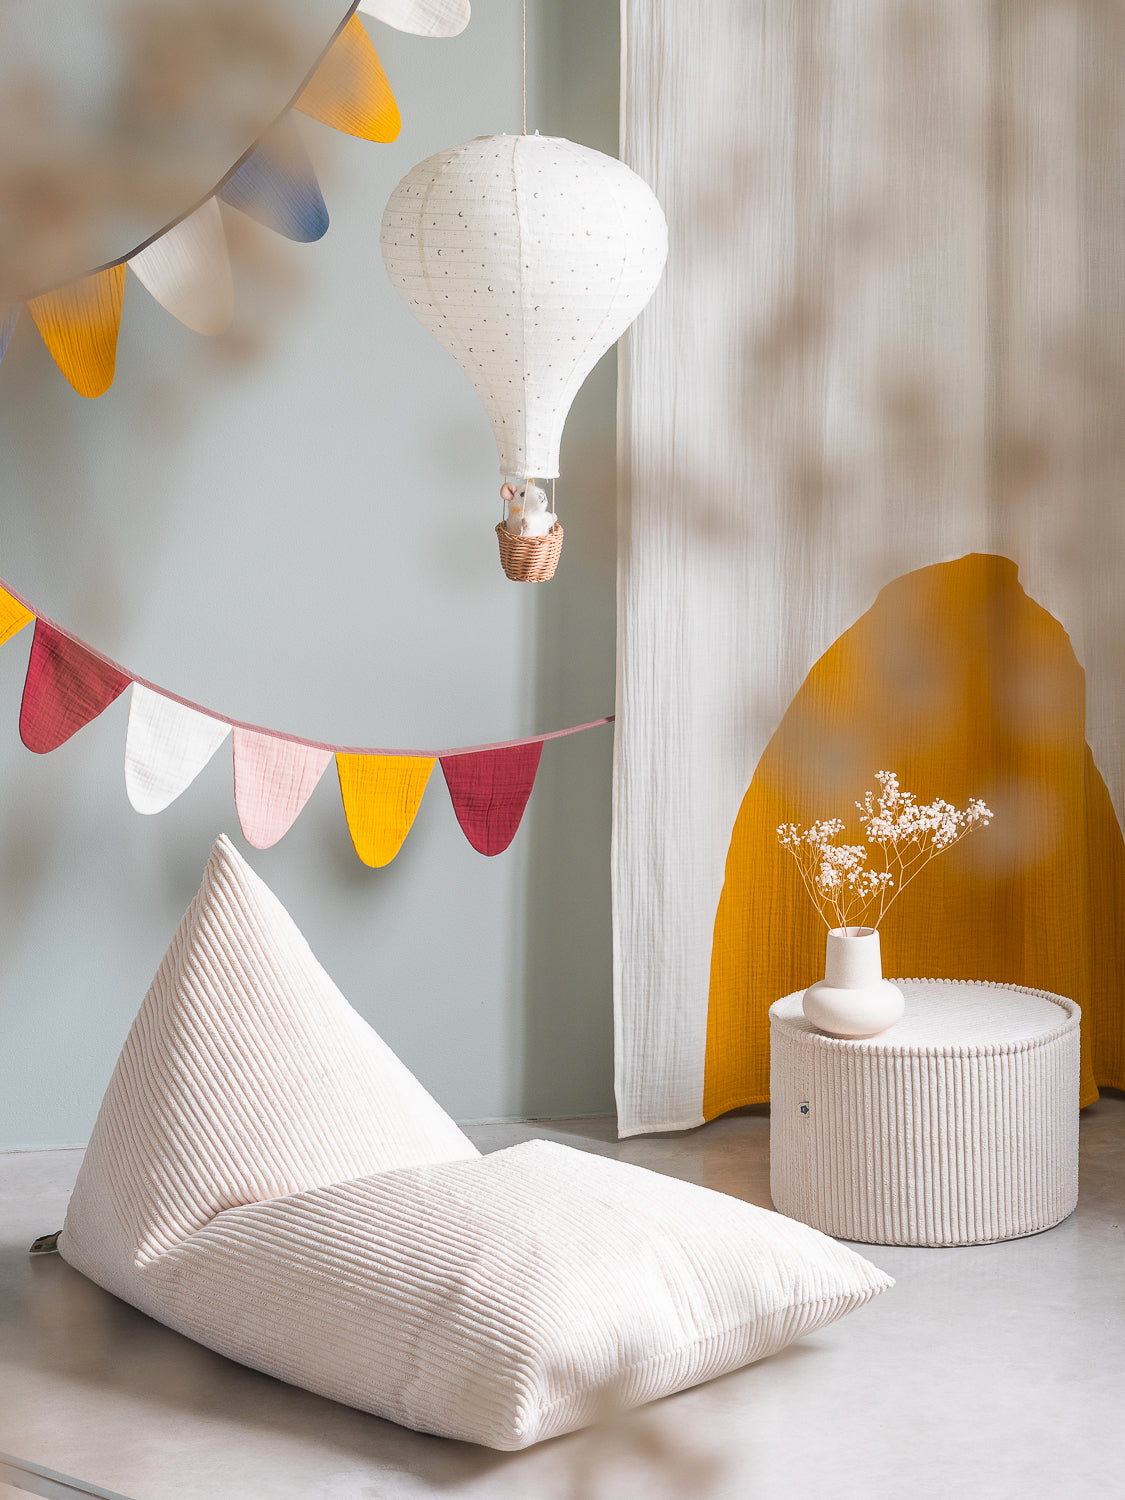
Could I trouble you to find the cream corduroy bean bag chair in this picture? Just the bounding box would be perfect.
[59,837,892,1450]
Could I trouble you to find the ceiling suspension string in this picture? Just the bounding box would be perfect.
[522,0,527,136]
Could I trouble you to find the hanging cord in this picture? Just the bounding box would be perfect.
[551,476,556,525]
[522,0,527,135]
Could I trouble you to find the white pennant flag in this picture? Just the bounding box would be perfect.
[358,0,470,38]
[128,198,234,336]
[125,684,231,815]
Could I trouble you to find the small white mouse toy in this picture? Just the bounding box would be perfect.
[501,481,557,538]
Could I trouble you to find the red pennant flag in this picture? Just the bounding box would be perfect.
[440,741,544,856]
[20,620,131,753]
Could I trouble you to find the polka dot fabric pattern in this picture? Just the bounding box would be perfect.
[380,134,667,478]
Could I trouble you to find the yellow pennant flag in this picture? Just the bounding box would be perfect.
[295,14,401,142]
[337,753,435,866]
[0,586,34,649]
[28,265,126,399]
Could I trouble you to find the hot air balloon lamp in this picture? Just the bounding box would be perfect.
[380,128,667,581]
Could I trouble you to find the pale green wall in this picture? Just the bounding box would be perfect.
[0,0,620,1149]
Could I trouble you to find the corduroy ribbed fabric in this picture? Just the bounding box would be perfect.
[141,1138,893,1449]
[59,836,892,1448]
[769,980,1081,1245]
[59,835,478,1308]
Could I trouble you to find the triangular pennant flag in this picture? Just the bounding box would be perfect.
[219,117,330,244]
[440,741,543,856]
[27,265,126,399]
[295,14,400,143]
[358,0,471,38]
[128,199,234,336]
[0,303,19,367]
[336,753,435,867]
[125,684,232,815]
[234,729,332,849]
[0,585,34,649]
[20,620,131,753]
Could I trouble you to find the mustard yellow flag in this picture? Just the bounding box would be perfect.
[0,586,34,649]
[337,753,435,867]
[28,265,126,399]
[296,14,401,143]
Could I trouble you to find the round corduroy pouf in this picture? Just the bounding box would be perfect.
[768,979,1080,1246]
[495,522,563,582]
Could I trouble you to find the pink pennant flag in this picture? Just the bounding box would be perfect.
[233,728,332,849]
[20,619,131,753]
[439,741,544,856]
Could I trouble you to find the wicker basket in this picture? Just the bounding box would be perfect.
[495,521,564,582]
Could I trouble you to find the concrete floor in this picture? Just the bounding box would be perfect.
[1,1101,1123,1500]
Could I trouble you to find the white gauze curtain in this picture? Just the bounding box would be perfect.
[614,0,1125,1135]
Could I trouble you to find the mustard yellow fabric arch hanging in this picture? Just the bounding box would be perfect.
[704,554,1125,1118]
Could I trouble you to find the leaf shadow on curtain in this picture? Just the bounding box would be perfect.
[615,0,1125,1139]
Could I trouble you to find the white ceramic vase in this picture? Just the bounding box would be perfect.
[802,927,905,1039]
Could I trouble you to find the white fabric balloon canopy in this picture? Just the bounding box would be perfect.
[381,133,667,480]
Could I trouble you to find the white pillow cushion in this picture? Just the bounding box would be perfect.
[139,1138,891,1449]
[59,835,478,1312]
[59,836,891,1450]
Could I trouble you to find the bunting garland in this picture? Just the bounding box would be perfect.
[0,305,17,365]
[234,731,334,849]
[0,0,469,398]
[293,14,402,141]
[26,267,127,400]
[218,117,331,245]
[0,589,33,649]
[20,621,131,754]
[441,742,543,856]
[0,577,611,864]
[337,754,435,866]
[358,0,470,36]
[126,686,232,814]
[128,200,235,337]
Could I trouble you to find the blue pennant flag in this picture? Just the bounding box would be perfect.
[219,115,329,244]
[0,304,19,366]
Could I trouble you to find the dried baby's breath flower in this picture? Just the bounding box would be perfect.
[777,771,992,931]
